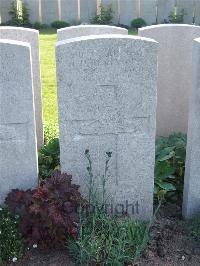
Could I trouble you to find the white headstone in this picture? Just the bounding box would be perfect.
[56,35,158,220]
[139,24,200,136]
[0,39,38,204]
[182,38,200,218]
[57,25,128,41]
[0,27,43,148]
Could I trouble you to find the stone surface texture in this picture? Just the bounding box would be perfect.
[57,25,128,41]
[0,27,43,148]
[182,38,200,218]
[0,39,38,204]
[139,24,200,136]
[56,34,158,220]
[0,0,12,23]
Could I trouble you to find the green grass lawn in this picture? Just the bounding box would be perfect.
[40,29,58,140]
[39,28,137,139]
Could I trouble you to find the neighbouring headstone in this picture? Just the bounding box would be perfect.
[139,24,200,136]
[56,35,158,220]
[0,27,43,148]
[0,39,38,204]
[182,38,200,218]
[57,25,128,41]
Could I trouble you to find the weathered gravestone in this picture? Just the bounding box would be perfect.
[182,38,200,218]
[57,25,128,41]
[0,39,38,204]
[139,24,200,136]
[0,27,43,148]
[56,35,158,220]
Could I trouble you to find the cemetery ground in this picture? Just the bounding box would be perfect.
[1,28,200,266]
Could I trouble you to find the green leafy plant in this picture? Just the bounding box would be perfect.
[8,1,21,25]
[51,20,70,29]
[8,1,31,26]
[21,3,31,26]
[38,138,60,179]
[69,150,150,265]
[155,133,186,201]
[0,207,25,264]
[91,4,113,25]
[69,211,147,265]
[5,171,85,248]
[33,21,49,30]
[131,18,147,29]
[44,121,59,144]
[168,8,185,23]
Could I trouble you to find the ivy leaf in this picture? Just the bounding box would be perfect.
[157,182,176,191]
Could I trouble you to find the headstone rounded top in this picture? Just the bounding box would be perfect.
[57,25,128,41]
[58,24,128,32]
[139,24,200,33]
[56,34,158,47]
[0,26,39,35]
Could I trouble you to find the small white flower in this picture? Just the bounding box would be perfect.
[12,257,18,263]
[0,208,2,211]
[33,244,37,248]
[0,230,2,234]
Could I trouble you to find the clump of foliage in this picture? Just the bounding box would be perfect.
[38,138,60,179]
[155,133,186,201]
[8,1,19,25]
[33,21,49,30]
[131,18,147,29]
[51,20,70,29]
[0,207,25,264]
[69,211,148,265]
[190,213,200,240]
[8,1,31,27]
[168,8,185,23]
[91,4,113,25]
[44,121,59,143]
[69,150,149,265]
[5,171,85,248]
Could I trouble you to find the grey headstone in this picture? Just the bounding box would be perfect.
[57,25,128,41]
[139,24,200,136]
[56,35,158,220]
[0,27,43,148]
[0,39,38,204]
[182,38,200,218]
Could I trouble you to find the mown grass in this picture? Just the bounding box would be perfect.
[39,29,58,139]
[39,28,137,138]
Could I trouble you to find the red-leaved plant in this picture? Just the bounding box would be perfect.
[5,171,86,248]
